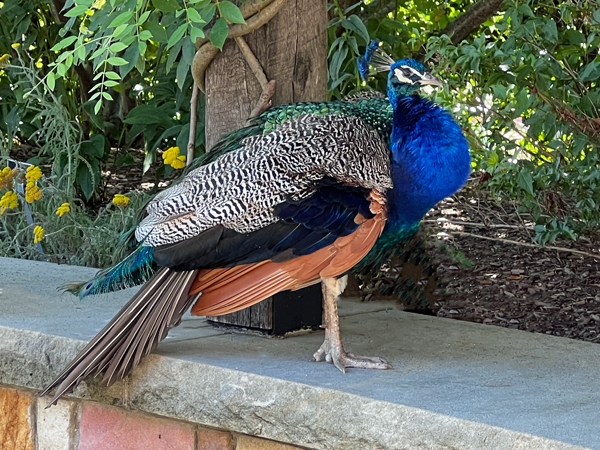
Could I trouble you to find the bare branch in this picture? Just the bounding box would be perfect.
[451,231,600,261]
[441,0,505,44]
[187,83,199,165]
[235,36,268,89]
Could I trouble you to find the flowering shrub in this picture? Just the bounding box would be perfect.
[112,194,130,208]
[33,225,44,244]
[0,190,18,214]
[55,203,70,217]
[0,162,150,267]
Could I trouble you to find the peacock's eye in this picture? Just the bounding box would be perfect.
[401,68,413,77]
[86,283,93,289]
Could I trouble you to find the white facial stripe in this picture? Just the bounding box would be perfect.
[394,68,413,84]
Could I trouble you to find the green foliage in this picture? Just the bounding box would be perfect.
[329,0,600,243]
[2,0,600,268]
[0,179,151,268]
[43,0,244,114]
[125,73,205,175]
[0,0,214,203]
[426,0,600,243]
[327,0,474,97]
[7,59,92,200]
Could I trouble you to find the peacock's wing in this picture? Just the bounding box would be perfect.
[136,113,392,248]
[188,189,388,317]
[133,112,392,314]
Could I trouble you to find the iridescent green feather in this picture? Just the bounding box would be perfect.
[63,245,156,299]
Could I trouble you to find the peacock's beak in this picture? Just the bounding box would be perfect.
[419,73,443,87]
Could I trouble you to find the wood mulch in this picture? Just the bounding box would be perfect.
[426,179,600,344]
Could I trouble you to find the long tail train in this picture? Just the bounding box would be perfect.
[39,268,198,405]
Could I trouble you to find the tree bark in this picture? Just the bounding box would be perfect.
[440,0,505,44]
[205,0,327,149]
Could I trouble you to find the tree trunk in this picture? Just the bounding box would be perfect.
[204,0,327,333]
[205,0,327,149]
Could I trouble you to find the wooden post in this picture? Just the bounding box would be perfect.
[205,0,327,148]
[204,0,327,334]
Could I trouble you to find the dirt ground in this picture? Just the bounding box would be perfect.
[426,179,600,343]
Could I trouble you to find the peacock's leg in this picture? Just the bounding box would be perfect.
[313,276,392,372]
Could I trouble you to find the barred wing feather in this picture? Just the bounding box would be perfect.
[137,113,392,247]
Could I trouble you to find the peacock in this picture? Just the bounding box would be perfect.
[40,42,471,405]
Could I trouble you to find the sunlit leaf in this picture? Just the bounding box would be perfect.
[64,4,89,17]
[218,1,245,24]
[167,23,188,49]
[107,56,128,66]
[50,36,77,51]
[105,71,121,80]
[186,7,205,24]
[190,26,205,43]
[109,42,128,53]
[47,72,55,90]
[109,11,133,28]
[210,18,228,50]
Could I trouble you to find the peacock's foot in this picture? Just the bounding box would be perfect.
[312,335,393,373]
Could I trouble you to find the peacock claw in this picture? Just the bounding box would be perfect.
[312,336,393,372]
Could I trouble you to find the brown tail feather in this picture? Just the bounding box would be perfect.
[39,268,198,405]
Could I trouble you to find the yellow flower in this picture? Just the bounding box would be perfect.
[0,54,9,69]
[33,225,45,244]
[112,194,130,207]
[25,181,42,203]
[11,43,20,49]
[26,165,42,182]
[56,202,71,217]
[0,167,19,190]
[0,190,18,214]
[24,166,43,203]
[162,146,186,169]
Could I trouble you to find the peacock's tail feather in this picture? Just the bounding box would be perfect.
[62,245,157,299]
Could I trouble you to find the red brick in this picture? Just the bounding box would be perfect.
[197,427,233,450]
[235,436,304,450]
[78,402,194,450]
[0,387,34,450]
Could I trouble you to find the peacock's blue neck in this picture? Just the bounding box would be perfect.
[383,94,471,232]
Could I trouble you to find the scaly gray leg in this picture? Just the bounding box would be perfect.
[313,276,392,372]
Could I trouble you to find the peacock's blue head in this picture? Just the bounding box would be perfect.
[387,59,442,102]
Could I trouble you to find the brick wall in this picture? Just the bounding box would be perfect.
[0,385,308,450]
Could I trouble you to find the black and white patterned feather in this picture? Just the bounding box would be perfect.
[137,114,393,247]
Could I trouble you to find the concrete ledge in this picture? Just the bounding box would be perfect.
[0,256,598,449]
